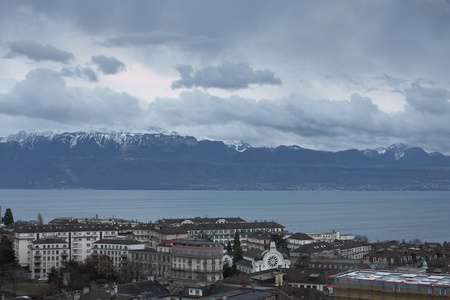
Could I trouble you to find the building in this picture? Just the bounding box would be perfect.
[287,232,315,250]
[305,230,356,243]
[132,224,188,248]
[235,242,291,274]
[329,269,450,299]
[29,238,69,279]
[128,240,173,279]
[291,240,371,260]
[171,238,223,283]
[92,238,145,270]
[182,221,285,250]
[13,224,119,267]
[246,231,273,251]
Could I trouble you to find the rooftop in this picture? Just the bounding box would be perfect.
[329,270,450,287]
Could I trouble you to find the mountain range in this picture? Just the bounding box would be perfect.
[1,130,449,190]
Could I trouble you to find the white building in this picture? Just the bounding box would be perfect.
[13,224,118,267]
[29,238,69,279]
[236,242,291,274]
[287,232,315,250]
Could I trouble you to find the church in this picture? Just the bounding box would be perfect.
[235,242,291,274]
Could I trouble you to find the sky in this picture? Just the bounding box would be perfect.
[1,1,450,154]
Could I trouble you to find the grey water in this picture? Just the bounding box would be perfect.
[0,189,449,243]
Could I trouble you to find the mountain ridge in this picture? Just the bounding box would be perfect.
[1,130,449,190]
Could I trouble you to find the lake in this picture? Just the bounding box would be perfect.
[0,189,448,243]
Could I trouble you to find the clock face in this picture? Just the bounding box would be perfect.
[267,255,279,268]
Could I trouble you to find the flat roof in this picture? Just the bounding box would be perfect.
[329,270,450,287]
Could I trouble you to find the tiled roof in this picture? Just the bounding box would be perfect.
[32,238,67,244]
[94,238,144,245]
[288,232,315,240]
[14,223,118,233]
[182,221,285,231]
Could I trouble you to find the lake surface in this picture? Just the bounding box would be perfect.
[0,189,448,243]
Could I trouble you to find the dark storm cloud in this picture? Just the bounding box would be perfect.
[5,40,74,64]
[0,68,141,126]
[91,55,126,75]
[171,62,283,90]
[61,67,98,82]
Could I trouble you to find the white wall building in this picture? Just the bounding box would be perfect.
[13,224,118,267]
[236,242,291,274]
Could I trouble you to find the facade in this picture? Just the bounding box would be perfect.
[246,231,273,251]
[128,240,173,279]
[132,224,188,248]
[171,238,224,283]
[182,221,285,250]
[287,232,315,250]
[13,224,119,267]
[236,242,291,274]
[29,238,69,279]
[329,270,450,299]
[305,230,348,243]
[291,240,371,260]
[92,238,145,270]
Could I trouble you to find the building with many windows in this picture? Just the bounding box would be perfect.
[12,224,118,267]
[29,238,69,279]
[132,224,188,248]
[92,238,145,270]
[182,221,285,250]
[171,238,223,283]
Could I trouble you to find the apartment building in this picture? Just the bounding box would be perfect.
[171,238,223,283]
[132,224,188,248]
[182,221,285,250]
[287,232,315,250]
[29,238,69,279]
[13,223,118,267]
[92,238,145,270]
[291,240,371,260]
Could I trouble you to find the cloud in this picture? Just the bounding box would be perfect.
[0,68,142,126]
[171,62,283,90]
[91,55,126,75]
[5,40,74,64]
[101,31,215,48]
[61,66,98,82]
[404,84,450,115]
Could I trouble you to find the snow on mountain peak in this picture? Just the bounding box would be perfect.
[386,143,410,160]
[223,140,252,152]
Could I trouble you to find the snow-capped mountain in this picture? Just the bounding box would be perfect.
[1,130,449,190]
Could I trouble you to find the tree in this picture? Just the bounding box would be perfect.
[0,236,16,266]
[3,208,14,225]
[271,233,288,250]
[37,213,44,225]
[226,241,232,252]
[232,231,243,267]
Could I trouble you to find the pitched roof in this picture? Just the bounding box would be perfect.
[288,232,315,240]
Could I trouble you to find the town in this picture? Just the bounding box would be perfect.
[0,209,449,300]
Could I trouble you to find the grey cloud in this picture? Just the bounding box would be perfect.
[148,89,450,153]
[101,31,215,48]
[91,55,126,75]
[61,67,98,82]
[5,40,74,64]
[0,68,141,126]
[171,62,282,90]
[404,84,450,115]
